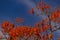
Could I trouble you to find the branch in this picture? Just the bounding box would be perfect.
[52,27,60,32]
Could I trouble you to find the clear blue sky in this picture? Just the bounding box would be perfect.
[0,0,60,40]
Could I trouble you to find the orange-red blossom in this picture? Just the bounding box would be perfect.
[1,20,54,40]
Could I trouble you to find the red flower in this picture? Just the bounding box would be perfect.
[48,33,53,39]
[42,25,48,32]
[35,23,40,27]
[41,19,45,26]
[2,20,10,29]
[2,23,7,29]
[58,37,60,40]
[31,8,34,14]
[50,15,55,21]
[3,29,7,33]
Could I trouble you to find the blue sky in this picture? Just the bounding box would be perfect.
[0,0,42,26]
[0,0,60,40]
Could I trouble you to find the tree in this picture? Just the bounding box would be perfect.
[0,0,60,40]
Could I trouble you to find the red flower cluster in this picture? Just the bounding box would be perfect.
[37,2,50,14]
[1,19,54,40]
[50,9,60,22]
[2,20,14,33]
